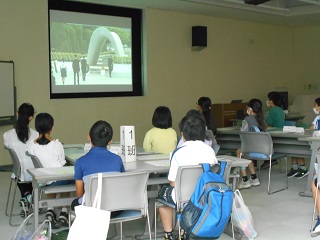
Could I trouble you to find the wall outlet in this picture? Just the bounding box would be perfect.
[311,83,318,90]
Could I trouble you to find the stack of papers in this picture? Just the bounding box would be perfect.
[283,126,305,133]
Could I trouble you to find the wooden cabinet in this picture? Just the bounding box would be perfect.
[211,103,248,128]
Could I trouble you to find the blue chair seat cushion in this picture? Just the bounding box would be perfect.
[244,152,286,160]
[246,153,268,159]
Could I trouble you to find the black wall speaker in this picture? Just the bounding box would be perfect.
[192,26,207,47]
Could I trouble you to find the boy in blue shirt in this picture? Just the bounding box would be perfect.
[71,120,125,210]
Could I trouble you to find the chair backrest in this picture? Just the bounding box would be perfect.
[25,151,44,168]
[213,144,220,155]
[4,146,22,178]
[85,171,149,215]
[239,131,274,158]
[174,163,223,211]
[206,129,217,145]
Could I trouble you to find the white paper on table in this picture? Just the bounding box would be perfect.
[137,154,170,161]
[145,160,170,167]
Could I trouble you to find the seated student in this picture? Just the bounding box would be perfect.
[28,113,72,228]
[3,103,38,218]
[261,91,285,169]
[143,106,177,154]
[266,91,285,129]
[237,99,266,189]
[158,115,218,240]
[72,120,125,217]
[288,97,320,179]
[177,110,215,148]
[196,96,217,136]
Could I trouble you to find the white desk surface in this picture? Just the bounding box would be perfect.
[27,160,171,184]
[217,126,314,138]
[28,149,251,183]
[64,144,163,165]
[298,136,320,142]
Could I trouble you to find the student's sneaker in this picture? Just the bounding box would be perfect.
[58,211,69,227]
[238,179,251,189]
[19,197,28,218]
[45,209,60,229]
[175,232,189,240]
[295,168,309,179]
[260,160,278,169]
[250,178,260,186]
[287,168,299,178]
[311,217,320,237]
[164,232,174,240]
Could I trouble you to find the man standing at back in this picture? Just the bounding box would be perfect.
[80,57,88,81]
[72,55,80,85]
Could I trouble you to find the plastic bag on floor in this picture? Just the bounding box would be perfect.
[12,213,51,240]
[12,213,33,240]
[231,189,257,240]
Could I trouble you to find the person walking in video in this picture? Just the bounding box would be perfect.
[81,57,88,81]
[60,59,67,85]
[72,55,80,85]
[107,56,113,77]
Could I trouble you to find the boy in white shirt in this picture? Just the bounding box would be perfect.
[158,115,217,240]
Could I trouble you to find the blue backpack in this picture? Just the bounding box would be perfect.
[179,162,233,239]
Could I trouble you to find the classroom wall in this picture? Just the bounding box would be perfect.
[0,0,315,165]
[294,25,320,96]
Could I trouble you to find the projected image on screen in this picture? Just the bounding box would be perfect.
[48,0,142,98]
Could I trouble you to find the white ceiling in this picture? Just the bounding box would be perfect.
[73,0,320,26]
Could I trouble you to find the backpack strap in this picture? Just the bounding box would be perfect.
[218,161,227,177]
[202,162,227,177]
[201,163,210,172]
[170,145,186,163]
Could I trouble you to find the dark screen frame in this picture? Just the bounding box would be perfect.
[48,0,143,99]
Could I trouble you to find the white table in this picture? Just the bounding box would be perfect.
[28,146,250,234]
[217,127,316,194]
[297,136,320,197]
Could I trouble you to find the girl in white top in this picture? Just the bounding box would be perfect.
[27,113,69,229]
[177,110,214,148]
[28,113,65,168]
[3,103,38,218]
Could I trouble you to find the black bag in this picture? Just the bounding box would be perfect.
[158,185,175,205]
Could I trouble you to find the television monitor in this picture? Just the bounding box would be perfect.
[48,0,143,99]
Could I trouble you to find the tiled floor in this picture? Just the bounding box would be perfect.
[0,163,317,240]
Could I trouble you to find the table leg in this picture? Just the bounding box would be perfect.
[299,142,320,197]
[34,186,39,231]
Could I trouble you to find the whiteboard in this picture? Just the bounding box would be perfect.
[0,61,15,118]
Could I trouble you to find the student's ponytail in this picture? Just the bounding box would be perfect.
[15,103,34,143]
[35,113,53,145]
[249,99,266,132]
[197,97,217,135]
